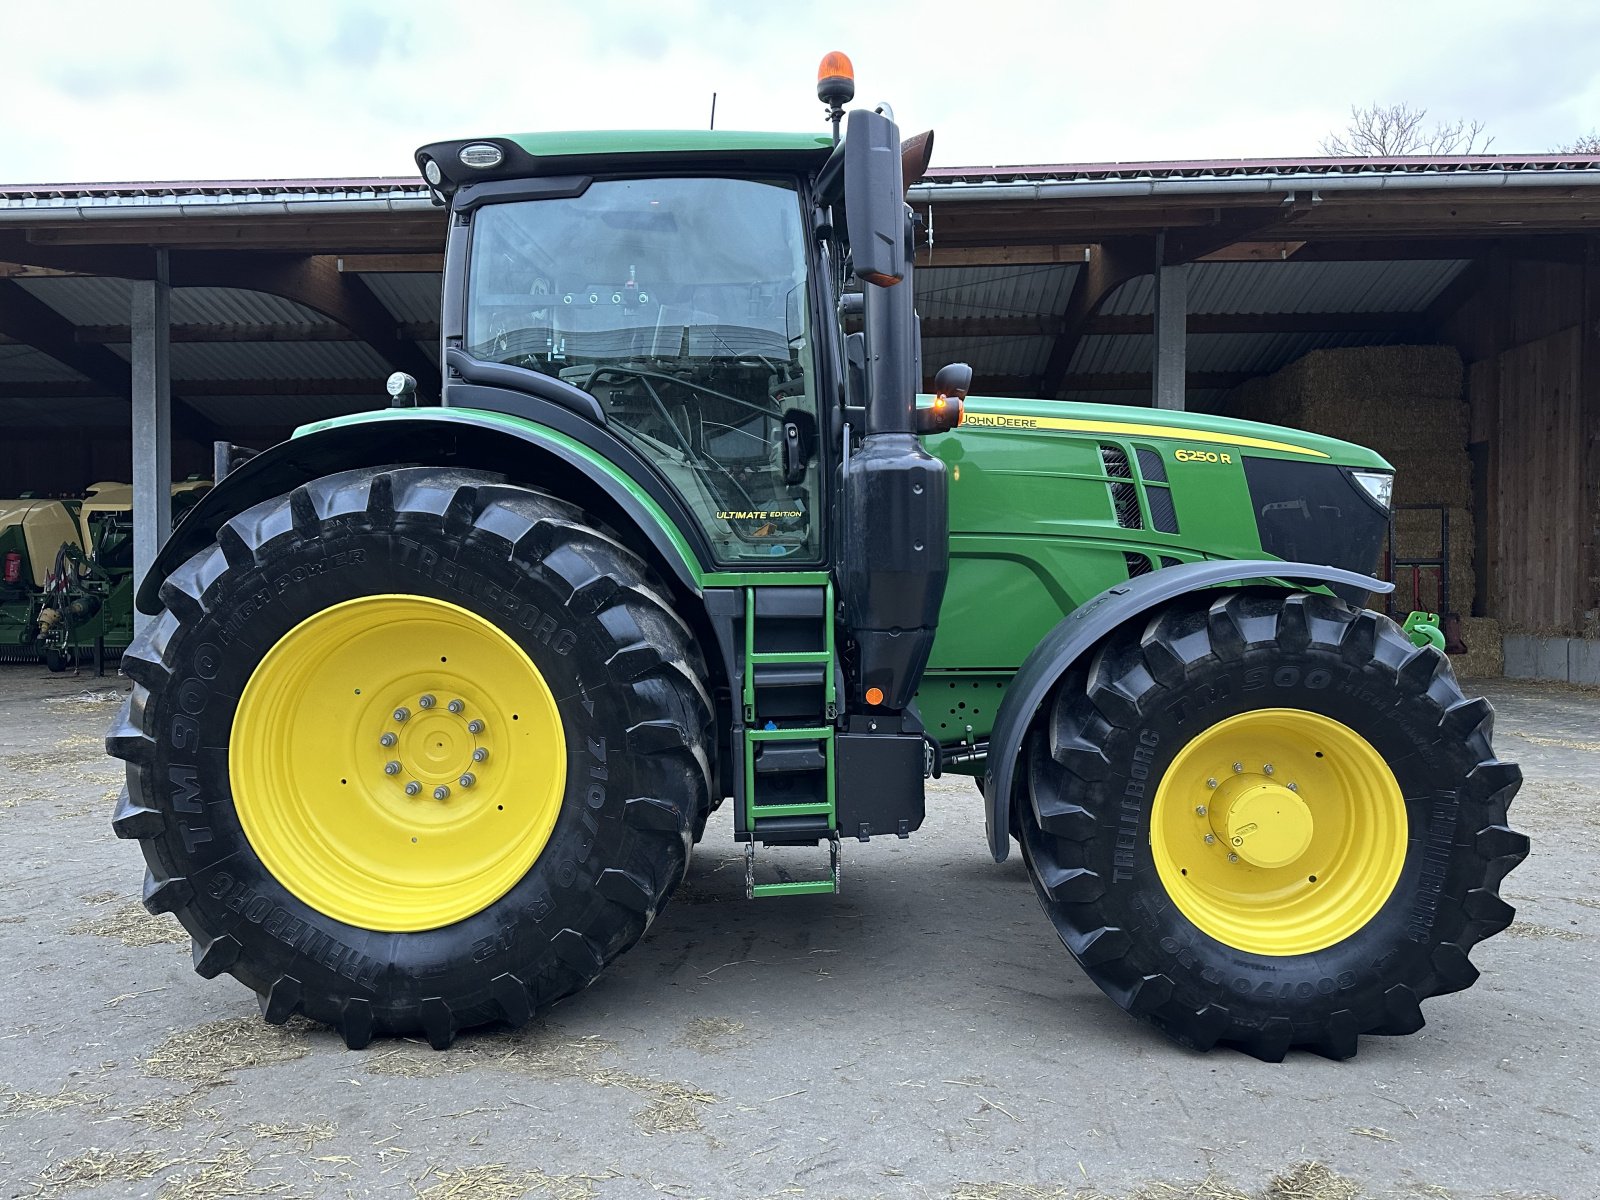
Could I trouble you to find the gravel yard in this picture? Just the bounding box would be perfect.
[0,666,1593,1200]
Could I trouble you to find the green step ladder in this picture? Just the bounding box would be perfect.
[738,584,840,898]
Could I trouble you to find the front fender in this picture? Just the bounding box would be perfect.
[137,407,708,614]
[980,559,1394,862]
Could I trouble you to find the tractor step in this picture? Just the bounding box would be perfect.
[745,836,841,899]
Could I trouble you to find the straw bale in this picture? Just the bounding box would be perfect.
[1451,616,1504,677]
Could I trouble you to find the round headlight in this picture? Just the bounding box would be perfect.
[458,143,504,170]
[422,159,443,186]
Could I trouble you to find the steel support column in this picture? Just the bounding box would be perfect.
[131,251,172,635]
[1152,235,1188,410]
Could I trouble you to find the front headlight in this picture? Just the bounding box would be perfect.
[1349,469,1393,511]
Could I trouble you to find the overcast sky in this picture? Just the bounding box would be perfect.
[2,0,1597,184]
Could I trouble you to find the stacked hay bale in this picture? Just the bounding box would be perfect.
[1228,345,1488,668]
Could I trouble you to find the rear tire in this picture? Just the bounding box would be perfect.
[107,467,712,1049]
[1019,590,1527,1060]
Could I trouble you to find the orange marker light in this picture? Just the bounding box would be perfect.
[865,686,885,706]
[817,51,855,107]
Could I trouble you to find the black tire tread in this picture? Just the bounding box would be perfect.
[108,466,713,1047]
[1018,589,1527,1061]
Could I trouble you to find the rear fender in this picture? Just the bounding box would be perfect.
[981,559,1394,862]
[136,408,707,614]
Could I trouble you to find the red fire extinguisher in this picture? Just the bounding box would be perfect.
[2,552,21,585]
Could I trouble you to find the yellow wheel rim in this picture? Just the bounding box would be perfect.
[1150,708,1407,956]
[231,594,566,932]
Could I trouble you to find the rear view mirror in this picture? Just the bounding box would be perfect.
[816,109,907,288]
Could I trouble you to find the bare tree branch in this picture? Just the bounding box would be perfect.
[1554,131,1600,154]
[1321,103,1495,156]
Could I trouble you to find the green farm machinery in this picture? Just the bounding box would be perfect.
[108,55,1526,1060]
[1,496,82,663]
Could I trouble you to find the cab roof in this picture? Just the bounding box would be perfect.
[415,130,834,198]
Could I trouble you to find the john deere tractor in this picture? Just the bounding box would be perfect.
[108,56,1526,1061]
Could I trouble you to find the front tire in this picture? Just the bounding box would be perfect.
[1019,590,1527,1060]
[108,467,712,1049]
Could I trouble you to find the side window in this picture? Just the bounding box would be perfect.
[466,177,822,564]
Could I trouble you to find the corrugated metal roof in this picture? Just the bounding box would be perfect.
[0,344,87,382]
[0,178,429,210]
[924,334,1053,378]
[0,396,129,426]
[921,155,1600,185]
[1101,260,1469,316]
[915,264,1079,318]
[102,340,391,381]
[362,273,443,323]
[1070,330,1411,376]
[1055,388,1230,411]
[183,395,388,425]
[18,277,325,326]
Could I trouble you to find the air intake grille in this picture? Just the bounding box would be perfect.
[1100,446,1143,530]
[1147,485,1181,534]
[1124,552,1153,578]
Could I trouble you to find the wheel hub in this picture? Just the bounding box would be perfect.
[381,701,489,795]
[1211,776,1314,868]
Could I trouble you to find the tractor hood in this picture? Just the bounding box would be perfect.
[943,396,1390,471]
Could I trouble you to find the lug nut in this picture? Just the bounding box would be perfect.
[384,760,401,776]
[458,773,476,788]
[448,699,464,714]
[472,747,488,763]
[380,732,397,748]
[419,694,436,709]
[467,720,484,735]
[1204,834,1216,844]
[1195,805,1207,816]
[1263,763,1275,776]
[393,707,410,723]
[1206,777,1218,789]
[404,781,422,796]
[1287,782,1299,792]
[433,785,451,801]
[1233,762,1244,774]
[1228,852,1240,863]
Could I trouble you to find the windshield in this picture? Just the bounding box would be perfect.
[466,176,821,564]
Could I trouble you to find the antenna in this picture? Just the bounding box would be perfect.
[709,92,717,131]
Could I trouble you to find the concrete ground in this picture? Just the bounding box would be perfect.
[0,667,1593,1200]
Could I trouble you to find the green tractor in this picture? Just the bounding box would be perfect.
[109,58,1526,1060]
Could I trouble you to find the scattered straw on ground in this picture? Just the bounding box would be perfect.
[1505,921,1584,942]
[250,1120,336,1153]
[676,1016,750,1055]
[54,732,105,756]
[124,1088,218,1132]
[4,1083,109,1113]
[143,1017,312,1084]
[414,1164,615,1200]
[602,1072,719,1134]
[1266,1162,1361,1200]
[366,1027,616,1080]
[949,1168,1362,1200]
[156,1147,293,1199]
[68,899,187,947]
[1349,1126,1396,1142]
[33,1148,173,1195]
[1503,730,1600,753]
[44,689,122,712]
[81,888,121,904]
